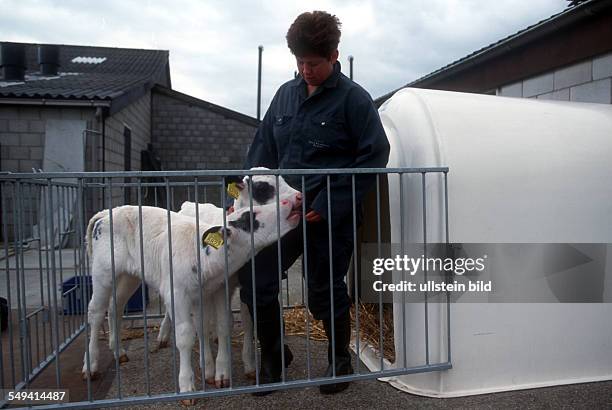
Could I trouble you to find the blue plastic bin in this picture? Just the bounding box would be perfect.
[62,276,148,315]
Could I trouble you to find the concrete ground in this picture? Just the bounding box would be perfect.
[2,249,612,409]
[98,321,612,410]
[7,315,611,410]
[2,247,80,310]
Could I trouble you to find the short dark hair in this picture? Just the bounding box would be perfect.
[286,11,341,58]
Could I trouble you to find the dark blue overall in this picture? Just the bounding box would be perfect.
[237,61,390,321]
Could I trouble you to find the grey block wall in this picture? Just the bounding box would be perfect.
[104,91,151,173]
[0,93,151,239]
[151,91,257,208]
[151,92,255,171]
[101,92,152,209]
[0,106,96,173]
[497,51,612,104]
[0,106,97,239]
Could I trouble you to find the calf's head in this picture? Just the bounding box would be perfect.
[200,193,302,273]
[232,167,301,210]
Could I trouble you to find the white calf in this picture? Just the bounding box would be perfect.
[82,199,301,396]
[160,169,301,386]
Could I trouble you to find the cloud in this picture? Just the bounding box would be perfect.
[0,0,567,117]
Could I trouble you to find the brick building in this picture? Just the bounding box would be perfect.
[151,85,258,172]
[376,0,612,105]
[0,43,169,175]
[0,42,258,238]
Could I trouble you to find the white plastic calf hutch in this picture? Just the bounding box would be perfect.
[368,88,612,397]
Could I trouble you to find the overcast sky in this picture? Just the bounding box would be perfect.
[1,0,569,118]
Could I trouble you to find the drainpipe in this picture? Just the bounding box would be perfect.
[96,107,108,172]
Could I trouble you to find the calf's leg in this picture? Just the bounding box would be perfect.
[240,301,256,379]
[82,277,112,380]
[193,300,216,386]
[171,295,196,402]
[213,289,231,388]
[157,311,172,349]
[107,274,140,363]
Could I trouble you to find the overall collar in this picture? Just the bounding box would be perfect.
[292,60,342,90]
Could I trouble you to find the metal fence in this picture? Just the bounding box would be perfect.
[0,167,450,408]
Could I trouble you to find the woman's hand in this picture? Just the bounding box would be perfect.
[305,210,322,222]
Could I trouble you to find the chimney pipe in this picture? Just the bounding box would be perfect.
[38,44,60,76]
[0,43,26,81]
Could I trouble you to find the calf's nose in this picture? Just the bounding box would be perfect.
[293,193,302,209]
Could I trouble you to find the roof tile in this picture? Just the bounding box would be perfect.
[0,42,169,101]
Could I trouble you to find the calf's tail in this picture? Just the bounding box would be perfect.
[86,210,108,256]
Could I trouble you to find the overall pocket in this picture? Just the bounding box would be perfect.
[273,115,292,142]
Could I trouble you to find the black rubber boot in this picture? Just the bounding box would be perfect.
[251,301,293,396]
[320,309,353,394]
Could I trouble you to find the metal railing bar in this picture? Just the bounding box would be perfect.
[106,178,122,398]
[444,171,452,364]
[24,307,45,320]
[193,178,207,391]
[421,172,429,366]
[351,174,360,375]
[273,175,286,382]
[77,177,93,401]
[400,172,408,369]
[46,179,62,387]
[26,362,453,410]
[57,186,66,343]
[1,183,16,387]
[247,178,260,386]
[12,182,28,387]
[221,176,234,388]
[137,179,151,396]
[376,175,384,371]
[326,175,336,377]
[164,178,179,393]
[302,176,311,380]
[0,167,449,180]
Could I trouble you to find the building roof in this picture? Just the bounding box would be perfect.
[0,42,170,112]
[375,0,612,105]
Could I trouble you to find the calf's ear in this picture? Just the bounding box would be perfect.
[225,175,245,190]
[238,175,249,191]
[201,226,231,250]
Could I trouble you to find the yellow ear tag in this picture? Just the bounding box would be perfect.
[204,231,224,249]
[227,182,240,199]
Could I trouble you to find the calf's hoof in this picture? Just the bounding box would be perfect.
[205,377,215,386]
[245,370,256,380]
[158,340,169,349]
[118,354,129,364]
[82,371,99,381]
[215,379,230,388]
[179,399,196,406]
